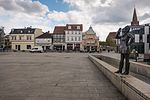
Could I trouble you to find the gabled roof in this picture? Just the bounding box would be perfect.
[106,32,116,41]
[53,26,65,34]
[66,24,83,31]
[85,26,96,34]
[10,27,36,34]
[36,32,52,39]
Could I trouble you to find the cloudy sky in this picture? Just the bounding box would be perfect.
[0,0,150,41]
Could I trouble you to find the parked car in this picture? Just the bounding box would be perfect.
[30,46,43,53]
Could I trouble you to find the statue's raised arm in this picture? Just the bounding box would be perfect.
[115,28,122,39]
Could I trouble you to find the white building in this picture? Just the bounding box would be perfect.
[65,24,83,51]
[35,32,53,51]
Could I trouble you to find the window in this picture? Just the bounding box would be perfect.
[69,31,72,34]
[19,36,23,40]
[77,26,80,29]
[27,35,32,40]
[15,45,17,49]
[147,34,150,43]
[75,37,77,41]
[139,35,143,42]
[12,36,16,40]
[92,40,95,43]
[135,34,139,43]
[61,39,64,43]
[83,35,86,39]
[61,35,63,38]
[68,26,71,29]
[65,31,68,34]
[67,37,69,41]
[27,45,31,49]
[19,36,21,40]
[53,35,56,38]
[67,31,69,34]
[73,31,75,34]
[84,40,86,44]
[71,37,73,41]
[78,37,80,41]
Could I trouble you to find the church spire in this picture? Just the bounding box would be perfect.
[131,8,139,26]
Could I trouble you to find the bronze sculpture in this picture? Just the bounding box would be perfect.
[115,26,134,75]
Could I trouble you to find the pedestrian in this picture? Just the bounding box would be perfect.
[135,50,138,62]
[115,26,134,75]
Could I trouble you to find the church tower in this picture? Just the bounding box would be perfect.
[131,8,139,26]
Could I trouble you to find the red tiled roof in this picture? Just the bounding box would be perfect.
[106,32,116,40]
[53,26,66,34]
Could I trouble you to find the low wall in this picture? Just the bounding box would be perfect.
[88,55,150,100]
[94,55,150,79]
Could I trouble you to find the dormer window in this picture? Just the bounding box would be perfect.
[20,30,23,33]
[68,26,71,29]
[77,26,80,29]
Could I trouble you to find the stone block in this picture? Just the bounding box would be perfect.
[88,55,150,100]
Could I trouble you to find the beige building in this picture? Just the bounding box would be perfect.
[82,26,99,52]
[10,27,42,51]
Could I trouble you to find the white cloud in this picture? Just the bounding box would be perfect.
[0,0,150,41]
[61,0,150,40]
[0,0,49,15]
[0,0,50,33]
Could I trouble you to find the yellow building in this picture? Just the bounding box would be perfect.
[82,26,99,52]
[10,27,42,51]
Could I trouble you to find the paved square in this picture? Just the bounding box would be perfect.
[0,52,125,100]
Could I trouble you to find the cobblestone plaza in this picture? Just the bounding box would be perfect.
[0,52,125,100]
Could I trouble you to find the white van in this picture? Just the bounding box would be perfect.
[30,46,43,53]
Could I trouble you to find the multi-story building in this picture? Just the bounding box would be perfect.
[10,27,42,51]
[130,24,150,54]
[35,31,53,51]
[4,35,11,51]
[53,26,66,51]
[106,32,116,46]
[106,32,117,51]
[129,8,150,54]
[0,27,5,50]
[82,26,99,52]
[65,24,83,51]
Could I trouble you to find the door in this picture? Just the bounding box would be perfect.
[18,45,20,51]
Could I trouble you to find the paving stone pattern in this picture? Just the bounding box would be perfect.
[0,52,125,100]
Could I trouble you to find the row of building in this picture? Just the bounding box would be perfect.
[2,24,99,52]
